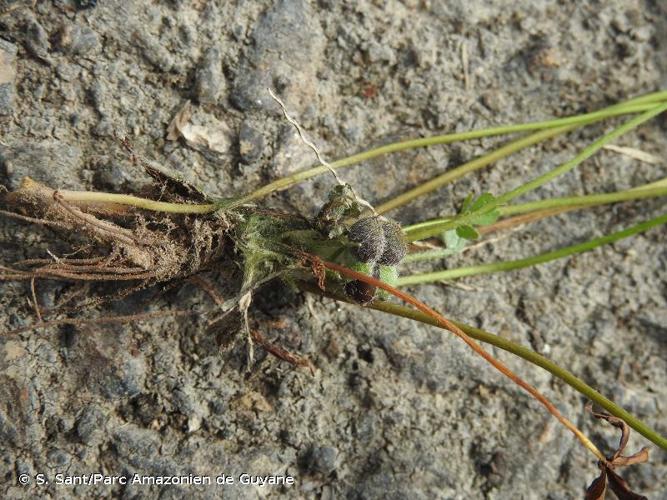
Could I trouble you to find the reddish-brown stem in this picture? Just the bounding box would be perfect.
[188,275,226,308]
[479,207,571,235]
[250,329,315,373]
[30,277,42,322]
[315,256,605,461]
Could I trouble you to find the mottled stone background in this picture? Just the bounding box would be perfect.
[1,0,666,498]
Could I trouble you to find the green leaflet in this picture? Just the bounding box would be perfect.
[455,224,480,241]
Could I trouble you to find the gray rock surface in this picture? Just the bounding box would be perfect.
[1,1,666,499]
[231,0,325,113]
[238,121,266,164]
[1,141,83,190]
[0,39,16,116]
[196,46,225,105]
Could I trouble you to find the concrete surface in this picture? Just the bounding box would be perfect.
[1,1,666,498]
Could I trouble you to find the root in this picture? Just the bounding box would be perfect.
[188,273,313,372]
[0,208,73,230]
[189,275,226,307]
[239,291,254,370]
[1,173,312,376]
[251,329,315,373]
[3,309,197,337]
[268,87,377,217]
[1,262,157,282]
[0,172,233,341]
[53,191,147,246]
[29,277,42,322]
[1,177,230,289]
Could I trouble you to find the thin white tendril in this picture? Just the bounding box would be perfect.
[239,291,254,371]
[268,88,378,216]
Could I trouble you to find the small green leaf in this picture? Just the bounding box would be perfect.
[456,224,480,240]
[460,193,475,213]
[471,192,496,211]
[443,229,466,251]
[469,209,501,226]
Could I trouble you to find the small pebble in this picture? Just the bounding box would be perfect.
[238,122,265,163]
[196,46,224,105]
[301,446,339,475]
[24,18,52,63]
[0,39,17,115]
[75,0,97,9]
[230,0,323,111]
[134,31,174,72]
[55,24,100,55]
[0,141,83,190]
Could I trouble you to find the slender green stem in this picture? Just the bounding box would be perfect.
[57,189,217,214]
[402,183,667,241]
[375,95,665,217]
[397,213,667,285]
[367,299,667,449]
[497,103,667,205]
[298,281,667,450]
[12,177,220,214]
[20,94,664,215]
[221,98,665,211]
[629,176,667,190]
[403,246,463,263]
[24,94,665,215]
[608,89,667,108]
[500,186,667,217]
[315,258,606,459]
[404,103,667,242]
[375,124,576,214]
[402,220,454,242]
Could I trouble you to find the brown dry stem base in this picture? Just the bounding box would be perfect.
[2,177,229,285]
[1,177,315,371]
[1,176,231,328]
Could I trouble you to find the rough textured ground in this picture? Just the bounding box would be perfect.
[1,1,666,498]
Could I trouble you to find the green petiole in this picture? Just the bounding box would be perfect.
[403,103,667,242]
[397,213,667,285]
[367,299,667,450]
[299,281,667,450]
[221,94,667,210]
[402,184,667,242]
